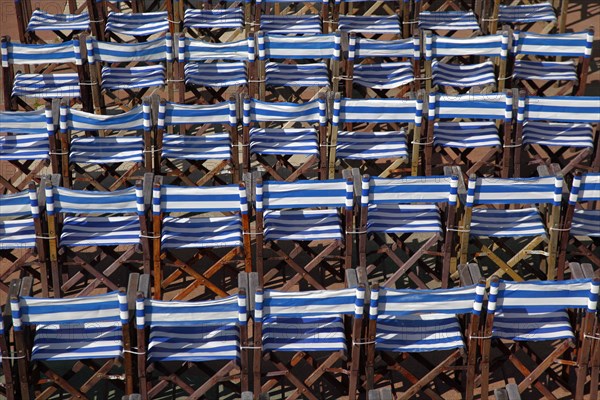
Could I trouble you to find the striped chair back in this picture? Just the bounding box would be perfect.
[1,39,80,66]
[349,36,419,61]
[86,35,173,64]
[61,103,151,131]
[178,36,253,62]
[0,107,54,162]
[466,176,562,207]
[425,33,508,60]
[518,96,600,124]
[333,97,421,125]
[105,11,170,37]
[362,175,458,206]
[46,185,144,215]
[153,184,248,214]
[428,92,512,122]
[257,32,341,61]
[136,294,246,361]
[0,187,39,249]
[570,173,600,203]
[243,97,327,126]
[512,30,593,58]
[567,173,600,237]
[159,101,236,128]
[256,179,353,211]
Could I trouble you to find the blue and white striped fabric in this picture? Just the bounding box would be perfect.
[153,184,247,249]
[512,30,593,58]
[265,62,330,87]
[514,60,577,81]
[256,288,363,352]
[0,108,53,161]
[432,61,496,88]
[259,15,322,34]
[338,15,400,34]
[11,292,128,361]
[498,3,556,24]
[27,10,90,31]
[336,131,408,160]
[488,279,598,341]
[106,11,169,36]
[523,122,593,148]
[370,284,484,353]
[11,73,81,98]
[0,189,38,249]
[568,173,600,237]
[244,98,327,125]
[418,11,480,31]
[137,294,245,362]
[362,176,457,234]
[184,8,244,29]
[185,62,246,87]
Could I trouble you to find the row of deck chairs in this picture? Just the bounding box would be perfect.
[0,267,598,399]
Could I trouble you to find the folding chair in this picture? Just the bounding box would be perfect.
[254,31,340,101]
[514,94,600,178]
[252,285,365,399]
[1,36,92,112]
[253,0,328,35]
[135,276,249,398]
[423,91,514,178]
[510,29,593,96]
[242,95,328,181]
[332,0,402,37]
[10,280,134,399]
[58,102,151,191]
[176,35,252,104]
[151,177,251,300]
[423,31,509,94]
[96,0,170,43]
[254,178,354,290]
[365,281,485,400]
[416,0,482,37]
[483,0,568,34]
[86,35,174,112]
[458,174,564,282]
[480,278,599,400]
[329,95,423,178]
[343,34,419,99]
[0,185,49,297]
[44,180,150,298]
[358,174,459,289]
[156,99,240,186]
[0,105,57,194]
[557,173,600,279]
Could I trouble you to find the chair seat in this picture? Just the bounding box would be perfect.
[418,11,480,31]
[375,314,465,353]
[353,62,414,89]
[148,323,240,362]
[434,121,501,148]
[27,10,90,31]
[571,210,600,237]
[161,216,242,249]
[32,322,123,361]
[250,128,319,156]
[432,60,496,88]
[106,11,169,36]
[492,310,574,341]
[514,60,577,81]
[523,121,594,148]
[498,3,556,24]
[264,209,342,241]
[162,133,232,160]
[0,133,49,160]
[470,208,546,237]
[260,15,322,34]
[70,137,144,163]
[61,216,141,247]
[262,315,346,352]
[184,62,247,87]
[0,219,36,249]
[102,65,165,90]
[367,204,442,234]
[184,8,244,29]
[338,15,400,34]
[336,130,408,160]
[265,62,330,87]
[12,73,80,98]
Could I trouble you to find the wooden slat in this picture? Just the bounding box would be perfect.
[569,262,584,279]
[127,273,140,311]
[505,383,521,399]
[19,277,33,297]
[248,272,259,311]
[468,263,483,283]
[458,264,473,286]
[143,173,154,205]
[345,268,358,289]
[494,388,509,400]
[138,274,151,297]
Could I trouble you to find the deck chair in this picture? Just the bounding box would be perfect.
[0,106,57,194]
[358,174,459,289]
[480,278,599,400]
[483,0,567,34]
[254,0,328,35]
[151,177,251,300]
[329,95,423,178]
[514,95,600,178]
[180,0,249,40]
[255,178,354,290]
[332,0,402,37]
[58,102,151,191]
[10,280,134,399]
[252,285,365,399]
[156,99,240,186]
[242,96,328,181]
[343,34,419,98]
[510,29,593,96]
[177,35,252,104]
[1,36,92,112]
[0,185,49,297]
[254,31,340,101]
[365,282,485,400]
[423,91,514,178]
[458,174,563,282]
[135,280,249,398]
[423,31,509,94]
[44,181,150,298]
[416,0,482,37]
[100,7,170,42]
[86,35,174,111]
[557,173,600,279]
